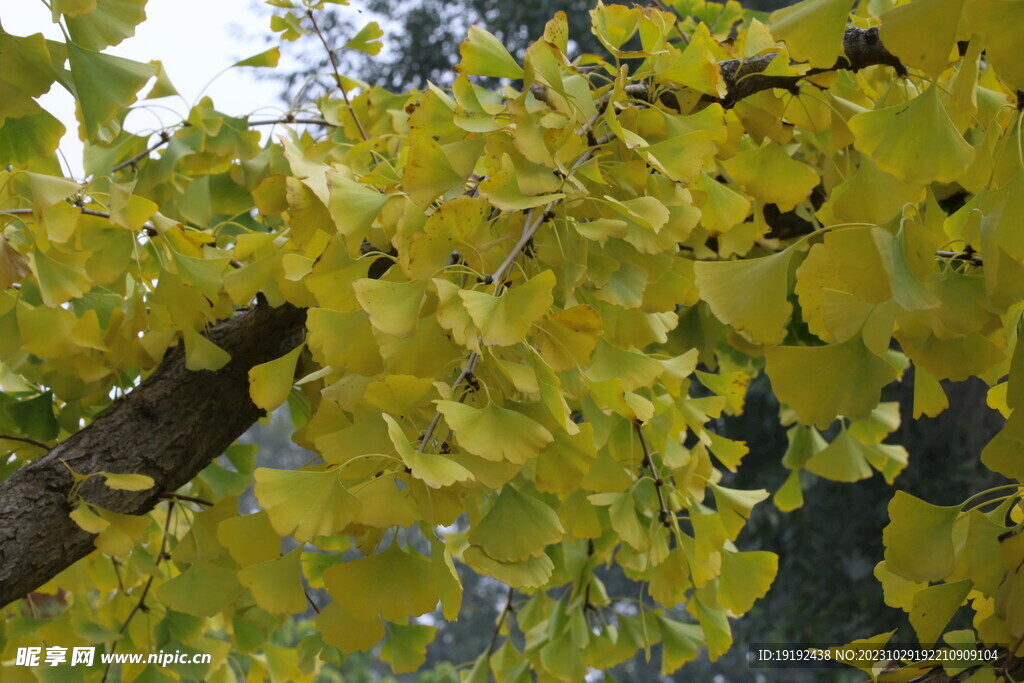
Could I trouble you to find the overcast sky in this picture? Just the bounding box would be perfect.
[3,0,308,177]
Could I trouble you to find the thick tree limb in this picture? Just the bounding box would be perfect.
[715,27,905,107]
[532,27,905,110]
[0,302,306,606]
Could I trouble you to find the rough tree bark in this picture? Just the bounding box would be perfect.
[0,302,306,606]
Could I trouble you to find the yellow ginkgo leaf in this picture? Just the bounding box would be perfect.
[764,335,899,428]
[352,278,427,338]
[305,308,383,375]
[237,547,308,615]
[722,142,819,211]
[383,414,474,488]
[30,248,92,307]
[254,467,361,543]
[879,0,965,77]
[406,196,490,280]
[248,343,304,412]
[401,133,467,208]
[100,472,155,491]
[468,485,564,562]
[437,400,553,463]
[968,0,1024,89]
[323,543,439,621]
[694,249,794,345]
[478,154,565,211]
[217,511,281,567]
[326,170,390,239]
[769,0,855,68]
[155,562,245,617]
[459,270,556,346]
[717,548,778,614]
[848,85,975,184]
[456,25,523,80]
[692,173,751,236]
[533,305,603,371]
[183,327,231,372]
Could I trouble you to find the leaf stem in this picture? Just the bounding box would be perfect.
[0,434,52,451]
[635,422,673,529]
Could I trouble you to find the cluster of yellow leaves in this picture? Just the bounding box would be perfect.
[3,0,1024,679]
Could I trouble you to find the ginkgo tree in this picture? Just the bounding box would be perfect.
[1,0,1023,680]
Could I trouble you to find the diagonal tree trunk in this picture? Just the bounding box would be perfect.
[0,302,306,606]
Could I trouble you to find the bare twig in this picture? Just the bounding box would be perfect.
[935,250,983,267]
[487,586,516,655]
[110,131,171,174]
[101,500,175,683]
[306,9,369,142]
[156,492,212,507]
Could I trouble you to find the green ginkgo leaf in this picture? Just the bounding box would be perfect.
[459,270,555,346]
[383,414,474,488]
[909,580,973,647]
[437,400,553,463]
[659,617,704,675]
[883,491,961,582]
[694,250,794,345]
[237,547,308,615]
[316,600,384,654]
[765,335,899,428]
[254,467,361,543]
[804,429,874,482]
[468,485,564,562]
[456,25,523,80]
[0,110,66,165]
[344,21,384,56]
[67,43,156,135]
[380,623,436,674]
[849,85,975,184]
[323,543,439,620]
[65,0,147,50]
[462,545,555,588]
[233,47,282,68]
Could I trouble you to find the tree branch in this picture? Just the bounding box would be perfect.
[532,27,905,111]
[0,301,307,607]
